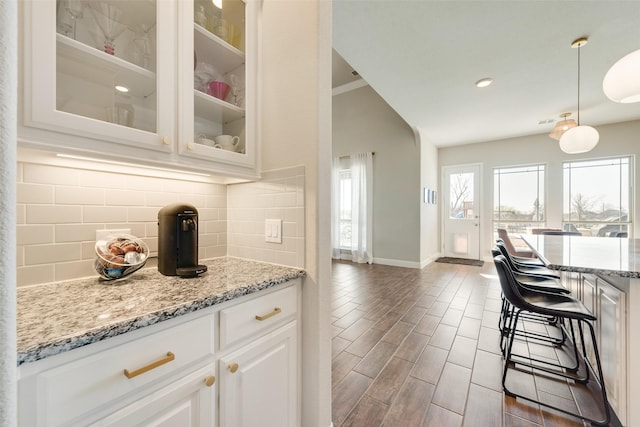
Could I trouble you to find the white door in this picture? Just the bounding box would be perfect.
[442,164,481,259]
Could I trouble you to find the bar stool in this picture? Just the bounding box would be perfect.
[495,242,560,279]
[496,238,545,267]
[497,228,535,258]
[494,255,610,426]
[491,248,568,352]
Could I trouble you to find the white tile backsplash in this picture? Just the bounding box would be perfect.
[17,162,228,287]
[16,161,305,286]
[228,167,305,268]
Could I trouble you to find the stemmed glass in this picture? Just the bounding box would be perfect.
[57,0,83,40]
[65,0,84,40]
[228,73,241,106]
[89,2,127,55]
[127,23,155,69]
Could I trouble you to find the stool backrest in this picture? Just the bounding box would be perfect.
[493,255,527,310]
[496,228,519,255]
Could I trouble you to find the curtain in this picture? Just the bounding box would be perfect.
[331,158,342,259]
[349,152,373,263]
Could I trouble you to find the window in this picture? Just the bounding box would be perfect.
[338,169,352,249]
[449,172,475,219]
[493,164,545,235]
[563,157,632,236]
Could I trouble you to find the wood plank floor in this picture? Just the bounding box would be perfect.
[331,260,612,427]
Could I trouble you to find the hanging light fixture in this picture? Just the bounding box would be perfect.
[559,37,599,154]
[549,112,577,140]
[603,49,640,103]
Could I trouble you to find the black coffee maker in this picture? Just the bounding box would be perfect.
[158,203,208,277]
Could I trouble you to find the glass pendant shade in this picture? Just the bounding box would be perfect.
[559,125,599,154]
[549,118,577,140]
[603,49,640,103]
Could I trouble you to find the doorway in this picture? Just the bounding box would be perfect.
[442,164,481,260]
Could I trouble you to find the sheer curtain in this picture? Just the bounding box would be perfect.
[350,152,373,263]
[331,153,373,263]
[331,159,342,259]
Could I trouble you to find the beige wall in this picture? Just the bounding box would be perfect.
[333,85,421,266]
[439,119,640,258]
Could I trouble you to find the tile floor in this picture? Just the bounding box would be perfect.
[330,259,613,427]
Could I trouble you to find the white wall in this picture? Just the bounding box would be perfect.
[418,127,439,266]
[439,119,640,258]
[333,85,421,266]
[260,1,332,426]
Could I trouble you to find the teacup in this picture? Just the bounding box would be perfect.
[196,134,215,147]
[214,135,240,151]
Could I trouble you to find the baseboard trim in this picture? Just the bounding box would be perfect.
[419,252,442,269]
[372,257,422,269]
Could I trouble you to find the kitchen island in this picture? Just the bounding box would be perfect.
[521,234,639,427]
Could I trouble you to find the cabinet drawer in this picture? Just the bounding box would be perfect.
[37,314,214,427]
[220,285,297,348]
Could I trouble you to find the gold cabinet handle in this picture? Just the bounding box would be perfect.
[123,352,175,379]
[255,307,282,321]
[161,136,170,145]
[204,375,216,387]
[229,362,239,373]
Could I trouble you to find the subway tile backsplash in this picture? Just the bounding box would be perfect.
[16,162,227,287]
[228,166,305,268]
[16,161,305,287]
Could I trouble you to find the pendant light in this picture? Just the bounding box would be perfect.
[559,37,599,154]
[603,49,640,103]
[549,112,577,140]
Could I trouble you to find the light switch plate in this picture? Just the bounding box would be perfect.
[265,219,282,243]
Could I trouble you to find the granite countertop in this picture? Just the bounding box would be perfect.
[521,234,640,279]
[17,257,306,366]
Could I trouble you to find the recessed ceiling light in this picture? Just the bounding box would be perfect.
[114,85,129,93]
[475,78,493,88]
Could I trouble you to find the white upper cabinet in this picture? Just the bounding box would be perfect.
[20,0,259,179]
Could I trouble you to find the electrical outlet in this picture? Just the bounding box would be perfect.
[265,219,282,243]
[96,228,131,241]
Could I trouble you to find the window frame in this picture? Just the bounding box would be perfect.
[562,155,633,236]
[492,163,547,235]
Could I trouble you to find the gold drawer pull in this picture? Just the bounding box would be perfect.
[204,375,216,387]
[124,352,175,379]
[255,307,282,321]
[229,362,239,373]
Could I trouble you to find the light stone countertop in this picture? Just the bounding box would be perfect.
[17,257,306,366]
[521,234,640,279]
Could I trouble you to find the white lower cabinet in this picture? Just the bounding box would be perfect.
[17,280,300,427]
[219,322,298,427]
[596,277,626,426]
[91,365,216,427]
[575,274,627,425]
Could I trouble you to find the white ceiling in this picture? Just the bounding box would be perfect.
[333,1,640,147]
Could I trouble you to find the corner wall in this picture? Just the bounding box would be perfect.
[260,1,332,426]
[333,85,421,266]
[417,127,439,266]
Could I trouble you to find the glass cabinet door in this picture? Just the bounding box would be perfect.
[178,0,257,171]
[24,0,175,152]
